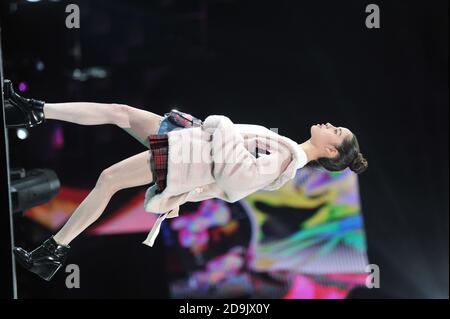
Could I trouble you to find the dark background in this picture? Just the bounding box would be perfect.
[0,0,448,298]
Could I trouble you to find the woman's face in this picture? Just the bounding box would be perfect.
[310,123,353,158]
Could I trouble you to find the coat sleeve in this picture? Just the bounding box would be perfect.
[202,114,232,132]
[204,115,285,202]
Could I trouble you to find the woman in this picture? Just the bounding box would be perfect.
[4,79,368,281]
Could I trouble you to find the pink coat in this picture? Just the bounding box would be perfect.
[142,114,309,246]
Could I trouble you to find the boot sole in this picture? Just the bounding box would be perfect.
[30,261,63,282]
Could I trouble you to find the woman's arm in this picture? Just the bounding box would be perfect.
[204,115,285,202]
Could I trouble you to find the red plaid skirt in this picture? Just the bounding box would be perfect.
[148,134,169,194]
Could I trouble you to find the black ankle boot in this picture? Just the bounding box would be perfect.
[3,79,46,128]
[13,236,70,281]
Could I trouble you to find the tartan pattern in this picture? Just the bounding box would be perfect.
[148,110,203,194]
[148,134,169,194]
[167,109,202,128]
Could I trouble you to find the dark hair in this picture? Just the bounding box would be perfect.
[316,134,368,174]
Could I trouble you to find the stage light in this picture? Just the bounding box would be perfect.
[71,67,109,82]
[36,60,45,71]
[16,128,29,140]
[72,68,84,81]
[10,168,60,216]
[18,82,28,92]
[51,125,64,148]
[88,67,108,79]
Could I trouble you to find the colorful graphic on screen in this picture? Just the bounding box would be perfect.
[161,165,368,298]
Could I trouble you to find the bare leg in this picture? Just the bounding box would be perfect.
[44,102,131,127]
[119,104,164,148]
[53,150,153,246]
[43,102,163,147]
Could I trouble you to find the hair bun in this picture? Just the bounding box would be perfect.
[350,152,368,174]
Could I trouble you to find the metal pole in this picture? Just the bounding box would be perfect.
[0,27,19,299]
